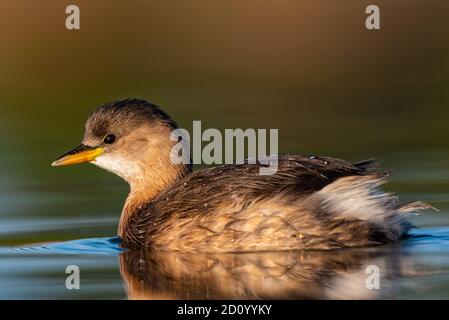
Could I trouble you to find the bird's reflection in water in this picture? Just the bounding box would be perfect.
[119,245,423,299]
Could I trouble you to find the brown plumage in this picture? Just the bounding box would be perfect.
[52,98,431,252]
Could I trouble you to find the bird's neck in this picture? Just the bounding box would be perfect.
[118,161,191,239]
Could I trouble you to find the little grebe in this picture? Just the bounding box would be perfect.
[52,98,430,252]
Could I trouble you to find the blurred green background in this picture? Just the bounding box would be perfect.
[0,0,448,242]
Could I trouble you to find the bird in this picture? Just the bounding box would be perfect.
[51,98,431,252]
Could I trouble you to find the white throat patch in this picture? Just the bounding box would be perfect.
[92,154,141,182]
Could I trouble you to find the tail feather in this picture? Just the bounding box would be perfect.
[397,201,437,214]
[354,159,381,173]
[312,174,433,244]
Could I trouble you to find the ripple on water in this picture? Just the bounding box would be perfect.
[0,237,123,256]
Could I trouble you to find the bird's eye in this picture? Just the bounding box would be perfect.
[103,134,116,144]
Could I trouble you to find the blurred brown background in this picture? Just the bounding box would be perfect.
[1,0,448,153]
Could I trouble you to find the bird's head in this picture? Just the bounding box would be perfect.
[52,99,189,191]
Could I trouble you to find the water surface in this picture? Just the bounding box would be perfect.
[1,227,449,299]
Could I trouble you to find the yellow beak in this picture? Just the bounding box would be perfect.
[51,144,104,167]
